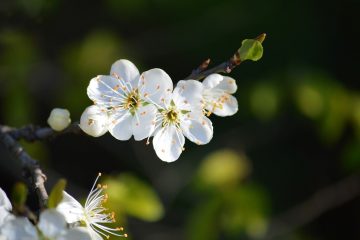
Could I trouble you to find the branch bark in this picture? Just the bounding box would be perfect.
[0,128,48,209]
[185,33,266,80]
[2,122,82,142]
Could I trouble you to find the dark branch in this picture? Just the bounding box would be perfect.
[262,174,360,239]
[3,122,82,142]
[185,33,266,80]
[0,127,48,209]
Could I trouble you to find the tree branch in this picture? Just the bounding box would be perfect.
[185,33,266,80]
[0,127,48,209]
[2,122,82,142]
[262,174,360,239]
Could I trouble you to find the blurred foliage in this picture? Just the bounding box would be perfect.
[11,182,28,210]
[188,150,269,240]
[103,173,164,222]
[0,0,359,239]
[48,179,67,209]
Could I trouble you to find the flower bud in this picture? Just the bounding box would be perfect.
[47,108,71,131]
[80,105,108,137]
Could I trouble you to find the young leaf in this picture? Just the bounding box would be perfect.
[48,179,67,209]
[11,182,28,209]
[238,39,264,62]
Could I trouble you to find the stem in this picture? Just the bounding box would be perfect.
[0,127,48,209]
[185,33,266,80]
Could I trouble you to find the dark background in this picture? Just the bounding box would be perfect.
[0,0,360,239]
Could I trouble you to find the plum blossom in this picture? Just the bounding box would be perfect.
[0,188,91,240]
[202,74,238,116]
[86,59,172,141]
[56,173,127,240]
[152,80,213,162]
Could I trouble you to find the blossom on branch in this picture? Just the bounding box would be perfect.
[56,173,127,240]
[202,74,238,117]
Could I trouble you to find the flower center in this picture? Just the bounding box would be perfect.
[162,108,180,126]
[124,90,141,114]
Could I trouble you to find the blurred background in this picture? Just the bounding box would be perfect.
[0,0,359,239]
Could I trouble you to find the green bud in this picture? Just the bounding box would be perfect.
[238,35,265,62]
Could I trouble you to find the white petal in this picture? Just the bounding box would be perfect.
[0,188,12,211]
[0,208,13,227]
[80,105,108,137]
[216,76,237,94]
[210,94,238,116]
[181,113,213,145]
[202,74,223,89]
[139,68,173,106]
[38,209,66,238]
[57,228,92,240]
[132,104,157,141]
[203,74,237,94]
[173,80,203,111]
[1,217,38,240]
[108,111,133,140]
[153,125,185,162]
[56,191,84,224]
[87,75,127,106]
[110,59,140,87]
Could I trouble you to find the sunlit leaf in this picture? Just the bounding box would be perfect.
[104,173,164,222]
[238,39,263,62]
[11,182,28,210]
[197,149,251,189]
[48,179,67,209]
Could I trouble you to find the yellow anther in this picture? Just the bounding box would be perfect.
[102,184,108,189]
[97,184,102,188]
[98,172,102,176]
[124,233,128,238]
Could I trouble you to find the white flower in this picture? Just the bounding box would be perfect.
[0,188,13,227]
[152,80,213,162]
[47,108,71,131]
[87,59,172,141]
[80,105,109,137]
[0,189,92,240]
[202,74,238,116]
[56,173,127,240]
[1,217,38,240]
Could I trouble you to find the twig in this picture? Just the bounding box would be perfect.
[185,33,266,80]
[262,174,360,239]
[2,122,82,142]
[0,128,48,209]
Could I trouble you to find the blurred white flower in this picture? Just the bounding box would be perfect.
[152,80,213,162]
[0,188,13,227]
[47,108,71,131]
[56,173,127,240]
[80,105,109,137]
[202,74,238,116]
[1,217,38,240]
[87,59,172,141]
[0,188,92,240]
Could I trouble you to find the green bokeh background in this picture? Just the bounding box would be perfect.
[0,0,359,239]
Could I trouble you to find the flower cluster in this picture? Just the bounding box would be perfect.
[80,60,238,162]
[0,174,126,240]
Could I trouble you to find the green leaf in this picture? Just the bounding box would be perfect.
[238,39,263,62]
[48,179,67,209]
[104,173,164,222]
[12,182,28,209]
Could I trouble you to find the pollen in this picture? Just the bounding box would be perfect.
[113,85,120,91]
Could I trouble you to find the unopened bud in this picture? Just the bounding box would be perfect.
[80,105,108,137]
[47,108,71,131]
